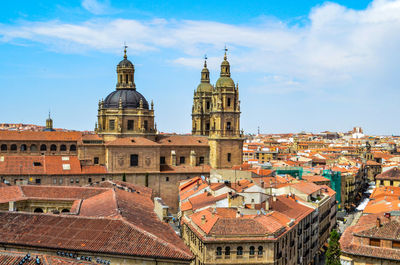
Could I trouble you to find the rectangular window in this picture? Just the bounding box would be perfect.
[180,156,185,164]
[166,177,169,182]
[199,156,205,164]
[94,157,99,165]
[380,180,384,185]
[206,101,210,109]
[370,238,380,247]
[34,178,41,184]
[206,123,210,131]
[75,178,80,184]
[144,120,148,130]
[88,177,92,183]
[109,120,115,130]
[160,156,166,165]
[128,120,134,130]
[390,180,394,186]
[130,154,139,167]
[227,97,231,107]
[53,178,57,184]
[70,178,74,184]
[227,122,231,130]
[393,241,400,249]
[227,153,231,162]
[59,178,63,185]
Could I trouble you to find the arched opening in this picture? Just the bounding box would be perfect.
[70,144,77,152]
[10,144,17,151]
[20,144,27,152]
[60,144,67,151]
[225,246,230,257]
[50,144,57,151]
[237,246,243,256]
[126,74,128,84]
[258,246,263,255]
[1,144,7,151]
[61,209,70,213]
[249,246,255,255]
[40,144,47,151]
[34,208,44,213]
[216,247,222,256]
[30,144,38,152]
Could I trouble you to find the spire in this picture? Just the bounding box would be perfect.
[124,43,128,60]
[220,46,230,77]
[201,54,210,83]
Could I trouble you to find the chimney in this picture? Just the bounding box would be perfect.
[376,217,381,228]
[273,194,277,202]
[236,210,241,218]
[201,215,206,224]
[8,201,15,212]
[212,207,216,217]
[261,180,265,188]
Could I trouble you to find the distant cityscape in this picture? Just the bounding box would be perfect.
[0,50,399,265]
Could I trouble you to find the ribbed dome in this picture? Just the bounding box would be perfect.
[216,76,235,88]
[196,83,213,93]
[103,89,149,109]
[118,58,134,68]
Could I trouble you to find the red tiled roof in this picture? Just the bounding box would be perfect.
[0,155,106,175]
[0,184,193,261]
[188,192,227,211]
[0,250,95,265]
[291,181,321,195]
[376,167,400,180]
[340,213,400,261]
[157,135,208,146]
[0,131,82,141]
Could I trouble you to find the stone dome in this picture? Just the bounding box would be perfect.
[103,89,149,109]
[196,83,213,93]
[216,76,235,88]
[117,58,134,68]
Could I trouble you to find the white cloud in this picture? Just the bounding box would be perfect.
[1,0,400,95]
[82,0,112,15]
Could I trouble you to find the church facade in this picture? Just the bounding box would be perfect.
[0,48,244,212]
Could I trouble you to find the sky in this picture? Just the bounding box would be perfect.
[1,0,399,135]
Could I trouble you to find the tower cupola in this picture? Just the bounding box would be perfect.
[116,46,136,90]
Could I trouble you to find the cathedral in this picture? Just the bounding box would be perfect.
[0,48,244,212]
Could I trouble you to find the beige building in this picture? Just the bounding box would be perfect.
[0,182,193,264]
[0,49,244,213]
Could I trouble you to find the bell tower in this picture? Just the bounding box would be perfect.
[192,56,213,136]
[208,48,243,169]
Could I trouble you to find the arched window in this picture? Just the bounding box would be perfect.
[50,144,57,151]
[30,144,38,152]
[10,144,17,151]
[249,246,255,255]
[60,144,67,151]
[227,122,231,130]
[40,144,47,151]
[216,247,222,256]
[119,74,122,83]
[61,209,70,213]
[225,246,230,256]
[258,246,263,255]
[70,145,77,152]
[237,246,243,256]
[227,97,231,107]
[34,208,44,213]
[20,144,27,152]
[1,144,7,151]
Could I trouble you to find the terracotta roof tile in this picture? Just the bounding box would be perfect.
[0,131,82,141]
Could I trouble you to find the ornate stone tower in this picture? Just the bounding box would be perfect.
[208,49,244,168]
[96,47,156,141]
[43,112,55,131]
[192,57,213,136]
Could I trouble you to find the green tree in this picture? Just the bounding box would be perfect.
[326,229,341,265]
[122,172,126,182]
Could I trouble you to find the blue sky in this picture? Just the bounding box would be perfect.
[1,0,399,135]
